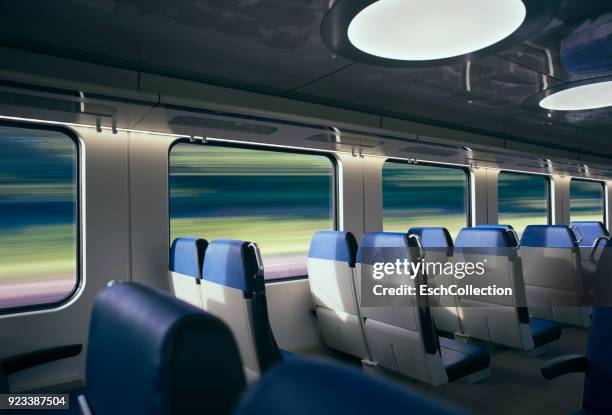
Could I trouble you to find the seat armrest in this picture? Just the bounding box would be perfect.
[541,354,586,380]
[1,344,82,375]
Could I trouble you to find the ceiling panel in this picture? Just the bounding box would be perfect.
[0,0,610,156]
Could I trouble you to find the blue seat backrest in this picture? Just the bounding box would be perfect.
[571,221,609,247]
[169,237,208,278]
[408,227,453,248]
[308,230,358,266]
[356,232,413,264]
[583,307,612,414]
[520,225,579,248]
[202,239,282,371]
[455,227,517,250]
[475,224,519,247]
[85,282,246,415]
[202,240,263,296]
[235,359,468,415]
[356,232,438,354]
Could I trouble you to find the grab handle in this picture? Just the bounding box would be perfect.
[408,234,425,261]
[248,242,265,280]
[569,225,583,245]
[589,235,610,264]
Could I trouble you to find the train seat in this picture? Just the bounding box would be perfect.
[169,237,208,308]
[407,227,461,335]
[520,225,590,327]
[542,307,612,415]
[307,231,369,359]
[475,224,520,246]
[79,282,246,415]
[454,227,561,350]
[235,359,469,415]
[356,232,489,385]
[200,240,283,378]
[571,221,610,292]
[571,221,609,248]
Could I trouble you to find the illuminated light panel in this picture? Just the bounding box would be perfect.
[347,0,526,61]
[539,80,612,111]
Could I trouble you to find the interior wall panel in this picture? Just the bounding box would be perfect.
[0,125,131,392]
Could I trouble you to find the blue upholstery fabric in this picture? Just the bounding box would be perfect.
[439,337,490,382]
[455,227,516,250]
[594,239,612,305]
[235,359,469,415]
[85,282,246,415]
[308,231,358,266]
[530,318,562,348]
[202,240,263,295]
[520,225,579,248]
[477,224,514,230]
[169,237,208,278]
[408,227,453,248]
[571,221,609,248]
[356,232,411,265]
[582,307,612,414]
[475,224,519,246]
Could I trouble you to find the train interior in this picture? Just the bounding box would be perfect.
[0,1,611,414]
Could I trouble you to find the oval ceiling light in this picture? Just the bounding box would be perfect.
[321,0,560,67]
[347,0,525,61]
[539,80,612,111]
[523,75,612,113]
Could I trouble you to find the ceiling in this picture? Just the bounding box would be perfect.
[0,0,610,155]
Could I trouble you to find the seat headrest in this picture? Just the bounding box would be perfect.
[202,240,264,295]
[475,224,519,246]
[86,282,246,415]
[408,227,453,248]
[235,359,467,415]
[571,221,609,247]
[520,225,578,248]
[169,237,208,278]
[356,232,413,265]
[308,231,358,266]
[455,227,517,248]
[476,224,514,230]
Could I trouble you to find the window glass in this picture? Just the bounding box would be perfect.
[383,162,468,238]
[0,125,78,311]
[570,179,605,223]
[498,171,549,236]
[169,144,335,279]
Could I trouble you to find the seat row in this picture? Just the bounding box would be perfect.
[77,282,470,415]
[169,238,284,380]
[308,231,491,386]
[306,221,609,387]
[409,222,606,330]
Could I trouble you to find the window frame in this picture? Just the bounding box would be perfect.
[0,120,82,316]
[168,139,338,283]
[569,177,607,226]
[497,170,552,227]
[382,159,472,231]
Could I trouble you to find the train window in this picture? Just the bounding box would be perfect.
[570,179,606,224]
[498,171,549,236]
[169,143,335,280]
[0,125,79,312]
[383,161,469,238]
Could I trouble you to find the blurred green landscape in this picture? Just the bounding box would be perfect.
[0,127,77,308]
[170,145,334,277]
[383,162,468,238]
